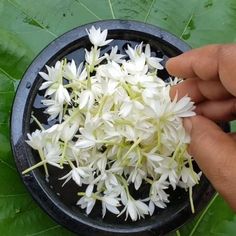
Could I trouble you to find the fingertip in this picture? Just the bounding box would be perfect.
[184,115,221,157]
[166,56,179,76]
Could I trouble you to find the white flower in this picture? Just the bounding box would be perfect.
[77,194,96,215]
[126,74,160,88]
[42,98,64,122]
[118,98,144,118]
[76,124,97,148]
[44,143,62,168]
[123,53,148,75]
[97,61,127,81]
[86,26,113,47]
[55,84,71,104]
[105,46,124,63]
[128,168,146,190]
[179,166,201,188]
[64,60,87,82]
[120,198,149,221]
[60,123,79,142]
[171,94,196,118]
[59,166,91,186]
[125,43,143,60]
[85,47,105,67]
[150,179,170,203]
[96,155,107,172]
[79,90,95,109]
[155,157,179,189]
[101,195,120,217]
[144,44,163,70]
[39,61,63,92]
[26,130,45,150]
[100,78,119,95]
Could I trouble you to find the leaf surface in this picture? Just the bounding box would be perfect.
[0,0,235,235]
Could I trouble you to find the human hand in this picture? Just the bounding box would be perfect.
[166,44,236,211]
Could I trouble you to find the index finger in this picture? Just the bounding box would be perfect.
[170,78,232,103]
[166,44,220,81]
[166,44,236,97]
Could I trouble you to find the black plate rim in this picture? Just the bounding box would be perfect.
[10,19,215,236]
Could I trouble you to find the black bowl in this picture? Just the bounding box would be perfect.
[11,20,224,236]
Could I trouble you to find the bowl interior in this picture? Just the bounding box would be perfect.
[12,21,217,236]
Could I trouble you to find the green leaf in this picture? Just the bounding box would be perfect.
[0,0,236,235]
[176,194,235,236]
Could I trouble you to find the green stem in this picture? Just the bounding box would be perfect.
[39,149,49,177]
[172,143,181,160]
[86,64,92,89]
[136,147,143,167]
[116,175,130,196]
[61,141,76,169]
[188,158,199,184]
[60,141,68,166]
[64,80,86,89]
[122,82,134,98]
[22,160,47,175]
[117,145,122,160]
[145,177,153,185]
[97,95,108,116]
[63,108,80,125]
[31,114,44,130]
[189,186,195,214]
[123,138,142,160]
[176,230,181,236]
[156,123,162,150]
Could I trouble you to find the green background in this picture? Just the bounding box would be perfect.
[1,0,236,235]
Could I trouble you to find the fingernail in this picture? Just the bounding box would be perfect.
[184,118,192,133]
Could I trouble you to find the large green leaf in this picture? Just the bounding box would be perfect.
[1,0,235,235]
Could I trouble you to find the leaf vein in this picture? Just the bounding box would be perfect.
[0,91,14,94]
[0,122,8,125]
[0,68,17,82]
[26,225,61,236]
[144,0,156,23]
[7,0,57,38]
[0,158,17,172]
[0,193,27,198]
[74,0,102,20]
[108,0,116,19]
[179,3,199,39]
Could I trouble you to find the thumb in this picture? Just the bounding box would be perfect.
[184,115,236,211]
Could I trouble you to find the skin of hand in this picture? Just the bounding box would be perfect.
[166,44,236,212]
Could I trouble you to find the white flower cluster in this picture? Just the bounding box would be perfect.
[24,26,200,221]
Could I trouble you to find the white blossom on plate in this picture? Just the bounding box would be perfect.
[59,166,92,187]
[77,194,96,215]
[101,195,120,217]
[144,44,163,70]
[85,47,105,68]
[24,25,200,221]
[105,45,124,64]
[119,198,149,221]
[39,61,63,92]
[26,129,45,150]
[86,26,113,47]
[43,143,62,168]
